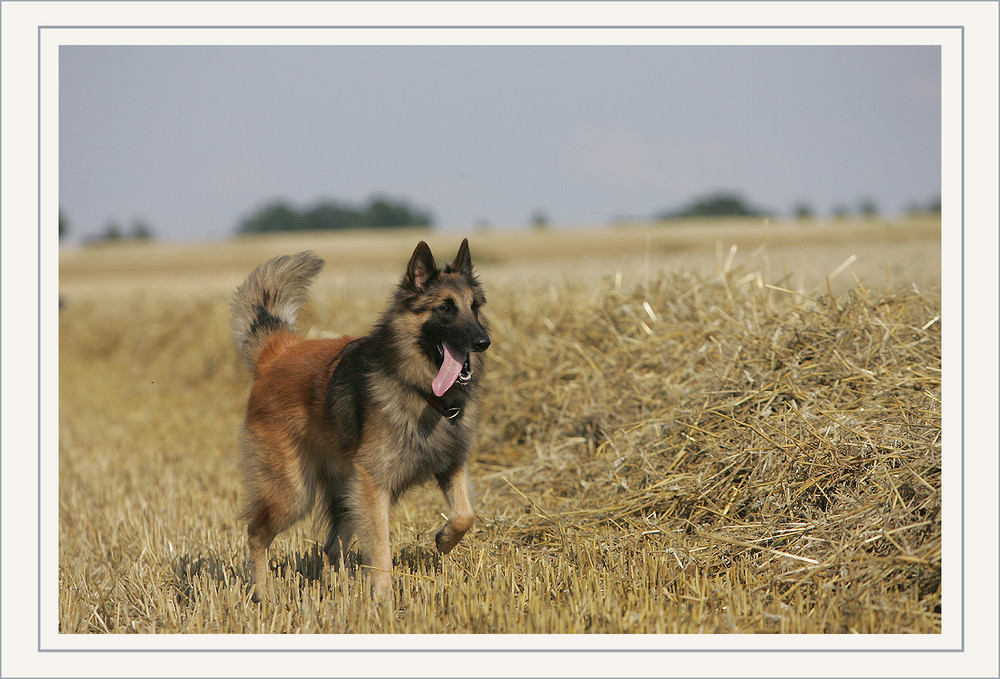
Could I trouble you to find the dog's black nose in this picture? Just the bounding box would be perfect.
[473,336,491,352]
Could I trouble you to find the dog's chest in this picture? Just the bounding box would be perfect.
[377,398,473,490]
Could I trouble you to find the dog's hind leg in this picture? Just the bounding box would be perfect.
[348,466,393,599]
[322,490,352,571]
[435,463,475,554]
[246,508,280,603]
[240,430,311,602]
[242,471,311,602]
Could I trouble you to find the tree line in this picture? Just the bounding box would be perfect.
[58,195,432,243]
[58,190,941,242]
[652,191,941,222]
[236,196,432,235]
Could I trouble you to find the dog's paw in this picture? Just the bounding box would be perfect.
[435,529,457,554]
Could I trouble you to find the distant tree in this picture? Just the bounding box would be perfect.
[304,203,364,231]
[364,196,432,229]
[656,191,768,220]
[857,197,879,218]
[792,201,814,221]
[130,217,154,240]
[100,220,124,241]
[238,201,303,234]
[59,208,69,239]
[84,216,155,244]
[531,209,550,231]
[906,196,941,217]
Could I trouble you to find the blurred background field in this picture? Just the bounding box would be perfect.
[59,216,941,298]
[58,217,942,634]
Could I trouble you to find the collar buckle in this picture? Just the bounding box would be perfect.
[425,394,462,423]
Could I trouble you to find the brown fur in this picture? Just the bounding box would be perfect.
[230,241,489,601]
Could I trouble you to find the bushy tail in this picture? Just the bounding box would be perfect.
[230,251,325,370]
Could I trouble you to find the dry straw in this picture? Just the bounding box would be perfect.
[58,243,941,633]
[476,258,941,632]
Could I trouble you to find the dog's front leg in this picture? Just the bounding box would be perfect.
[435,463,475,554]
[352,466,393,599]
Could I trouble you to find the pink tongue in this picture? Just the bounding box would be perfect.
[432,343,467,397]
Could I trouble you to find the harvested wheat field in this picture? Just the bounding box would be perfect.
[58,218,943,634]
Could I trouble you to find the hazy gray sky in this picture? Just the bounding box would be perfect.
[59,45,940,242]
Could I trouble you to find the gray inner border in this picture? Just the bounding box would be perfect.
[39,26,963,656]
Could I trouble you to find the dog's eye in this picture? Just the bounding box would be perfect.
[439,299,455,313]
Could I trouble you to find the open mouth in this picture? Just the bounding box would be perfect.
[457,354,473,384]
[432,342,473,397]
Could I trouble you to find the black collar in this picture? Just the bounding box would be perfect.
[424,393,462,422]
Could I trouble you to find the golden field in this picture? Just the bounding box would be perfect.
[58,217,942,633]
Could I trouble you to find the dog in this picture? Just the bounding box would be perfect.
[230,239,490,601]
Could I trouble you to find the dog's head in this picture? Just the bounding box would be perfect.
[399,239,490,397]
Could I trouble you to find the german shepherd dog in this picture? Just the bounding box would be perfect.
[230,239,489,600]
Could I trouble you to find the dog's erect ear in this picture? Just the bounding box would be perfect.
[448,238,474,276]
[406,241,438,290]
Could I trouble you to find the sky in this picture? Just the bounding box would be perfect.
[59,45,941,242]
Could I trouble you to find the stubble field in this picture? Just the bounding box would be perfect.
[58,217,943,634]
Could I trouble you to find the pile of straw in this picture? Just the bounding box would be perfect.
[476,264,941,630]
